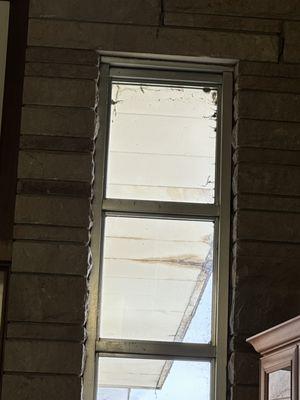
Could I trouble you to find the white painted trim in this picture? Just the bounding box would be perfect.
[83,64,110,400]
[214,71,232,400]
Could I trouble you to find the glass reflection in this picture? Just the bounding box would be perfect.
[268,367,291,400]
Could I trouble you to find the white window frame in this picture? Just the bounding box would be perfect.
[84,57,233,400]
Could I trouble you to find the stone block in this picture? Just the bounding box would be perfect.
[234,240,300,259]
[234,193,300,214]
[13,225,89,243]
[23,77,95,108]
[230,283,300,336]
[29,0,161,26]
[237,60,300,78]
[8,274,86,324]
[164,0,300,19]
[15,195,90,227]
[232,255,300,289]
[284,21,300,63]
[236,75,300,94]
[0,240,11,262]
[7,322,84,342]
[12,241,89,275]
[229,335,253,353]
[20,135,93,152]
[165,13,281,33]
[228,352,259,385]
[233,119,300,150]
[28,20,279,63]
[230,385,259,400]
[4,340,83,374]
[233,163,300,196]
[26,46,98,65]
[25,62,98,80]
[21,106,95,137]
[233,210,300,243]
[2,374,81,400]
[235,91,300,122]
[18,151,92,182]
[233,148,300,166]
[17,179,91,198]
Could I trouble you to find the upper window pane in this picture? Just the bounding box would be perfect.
[106,82,218,204]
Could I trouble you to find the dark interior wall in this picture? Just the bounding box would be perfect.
[0,0,29,259]
[1,1,300,399]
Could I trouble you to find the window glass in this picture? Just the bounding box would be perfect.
[268,367,291,400]
[100,216,214,343]
[106,83,218,204]
[97,357,211,400]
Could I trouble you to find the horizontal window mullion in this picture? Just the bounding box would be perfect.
[101,56,233,74]
[109,67,223,85]
[102,198,220,218]
[96,339,216,360]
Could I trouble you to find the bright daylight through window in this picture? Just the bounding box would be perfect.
[87,60,232,400]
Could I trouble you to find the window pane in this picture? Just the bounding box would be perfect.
[97,357,211,400]
[268,367,291,400]
[100,216,214,343]
[106,83,218,204]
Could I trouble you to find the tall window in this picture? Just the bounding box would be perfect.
[85,58,232,400]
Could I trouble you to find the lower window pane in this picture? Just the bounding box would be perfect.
[97,357,211,400]
[100,216,214,343]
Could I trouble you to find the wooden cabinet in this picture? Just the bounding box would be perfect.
[247,316,300,400]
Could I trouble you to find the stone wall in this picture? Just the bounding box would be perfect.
[2,1,300,399]
[2,46,97,399]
